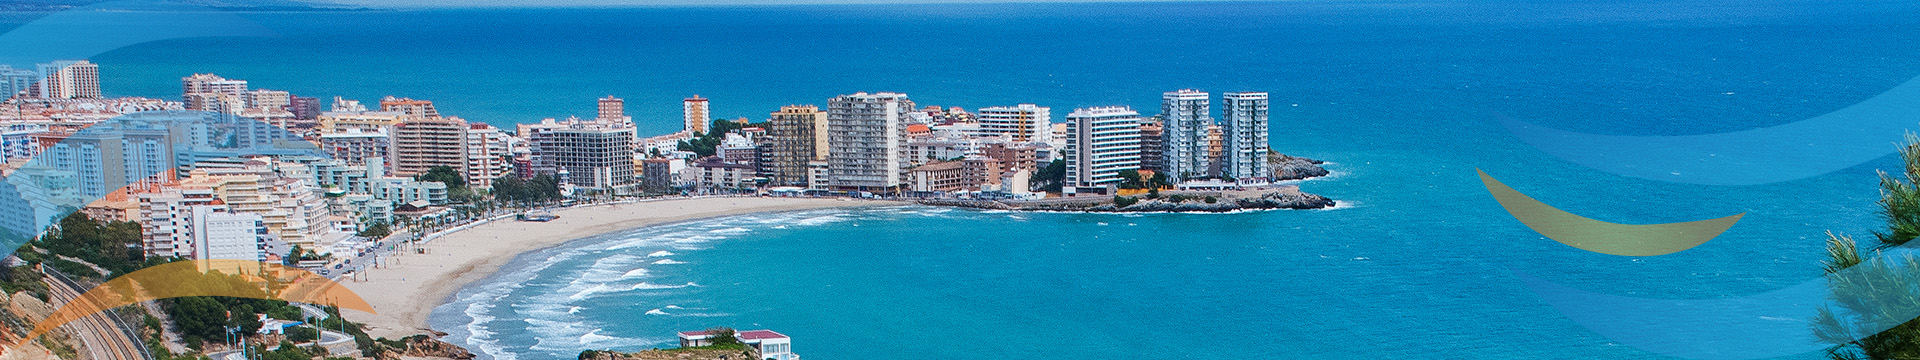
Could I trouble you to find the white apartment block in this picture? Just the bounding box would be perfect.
[826,92,912,191]
[190,205,267,262]
[976,104,1052,143]
[465,123,513,189]
[35,60,100,99]
[138,187,218,258]
[1161,89,1212,181]
[1063,106,1143,194]
[527,117,637,189]
[1221,92,1271,180]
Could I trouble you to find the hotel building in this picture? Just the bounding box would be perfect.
[528,118,637,188]
[34,60,100,99]
[1063,106,1143,195]
[390,116,470,177]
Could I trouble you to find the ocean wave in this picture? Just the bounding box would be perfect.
[1315,200,1360,211]
[709,227,751,234]
[619,268,650,279]
[645,308,668,315]
[631,281,698,290]
[647,250,676,257]
[566,284,617,301]
[793,214,848,226]
[652,259,686,265]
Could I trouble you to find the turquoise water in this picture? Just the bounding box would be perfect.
[12,0,1920,357]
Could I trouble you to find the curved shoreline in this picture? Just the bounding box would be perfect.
[337,197,900,340]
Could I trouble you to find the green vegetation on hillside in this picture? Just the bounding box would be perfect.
[1813,135,1920,360]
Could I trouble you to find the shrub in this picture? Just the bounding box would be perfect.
[1204,196,1219,204]
[1113,196,1140,207]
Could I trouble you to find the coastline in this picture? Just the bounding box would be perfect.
[337,197,899,340]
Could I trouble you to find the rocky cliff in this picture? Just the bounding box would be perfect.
[1269,154,1330,181]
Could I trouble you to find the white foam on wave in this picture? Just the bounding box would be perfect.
[647,250,676,257]
[566,284,615,301]
[652,259,686,265]
[580,329,622,344]
[793,214,848,226]
[1314,200,1360,211]
[665,305,684,309]
[710,227,751,234]
[645,308,668,315]
[619,268,649,279]
[631,281,698,290]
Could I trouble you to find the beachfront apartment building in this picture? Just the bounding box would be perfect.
[826,92,913,191]
[465,123,514,189]
[1063,106,1143,195]
[1161,89,1211,181]
[390,116,470,177]
[137,187,218,258]
[598,95,627,122]
[178,160,344,250]
[976,104,1052,142]
[318,110,404,134]
[379,96,440,118]
[185,92,246,114]
[33,60,100,99]
[767,105,828,187]
[0,65,36,98]
[319,129,391,173]
[528,118,637,189]
[1138,119,1166,173]
[190,205,268,262]
[181,73,248,98]
[35,124,174,199]
[685,95,710,135]
[139,189,271,261]
[247,89,291,113]
[1221,91,1271,181]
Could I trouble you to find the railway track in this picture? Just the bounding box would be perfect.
[41,268,153,360]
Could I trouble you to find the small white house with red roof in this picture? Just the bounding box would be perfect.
[676,328,798,360]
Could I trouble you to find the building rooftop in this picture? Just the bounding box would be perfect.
[737,330,788,340]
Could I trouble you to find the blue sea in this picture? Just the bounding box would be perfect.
[13,0,1920,358]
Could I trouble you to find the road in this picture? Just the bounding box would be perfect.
[41,268,152,360]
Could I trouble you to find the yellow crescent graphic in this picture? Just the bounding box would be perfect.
[12,259,375,347]
[1478,169,1743,256]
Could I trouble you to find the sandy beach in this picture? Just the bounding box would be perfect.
[338,197,896,339]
